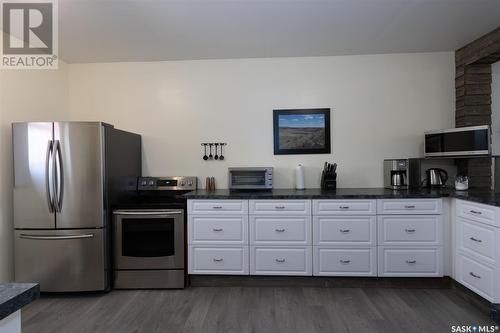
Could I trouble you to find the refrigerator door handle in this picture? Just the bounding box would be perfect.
[53,140,64,212]
[45,140,54,213]
[19,233,95,240]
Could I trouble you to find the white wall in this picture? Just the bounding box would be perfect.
[0,64,68,282]
[67,52,455,188]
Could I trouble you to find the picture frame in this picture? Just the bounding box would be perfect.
[273,108,331,155]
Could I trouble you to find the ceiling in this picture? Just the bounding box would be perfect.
[59,0,500,63]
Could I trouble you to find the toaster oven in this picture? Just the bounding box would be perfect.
[228,167,273,190]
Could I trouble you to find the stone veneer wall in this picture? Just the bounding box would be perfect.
[455,27,500,189]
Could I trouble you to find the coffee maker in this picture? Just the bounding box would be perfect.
[384,159,421,190]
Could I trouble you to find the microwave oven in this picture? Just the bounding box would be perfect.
[228,167,273,190]
[424,125,490,158]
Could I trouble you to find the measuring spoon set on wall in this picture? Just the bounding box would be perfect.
[201,143,227,161]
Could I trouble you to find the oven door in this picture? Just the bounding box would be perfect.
[113,209,184,270]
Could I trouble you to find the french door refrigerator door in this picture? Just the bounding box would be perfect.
[14,229,106,292]
[13,122,56,229]
[53,122,105,229]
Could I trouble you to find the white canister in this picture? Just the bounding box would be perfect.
[295,164,305,190]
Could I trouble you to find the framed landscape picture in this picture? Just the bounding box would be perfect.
[273,108,331,155]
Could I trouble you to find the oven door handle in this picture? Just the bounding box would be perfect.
[113,211,183,216]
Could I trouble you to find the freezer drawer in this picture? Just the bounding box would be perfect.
[14,229,106,292]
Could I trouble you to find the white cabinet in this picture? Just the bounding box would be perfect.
[189,246,249,275]
[454,199,500,303]
[188,215,248,245]
[249,200,312,276]
[313,199,376,215]
[313,247,376,276]
[312,199,377,277]
[378,247,442,277]
[456,199,499,228]
[250,216,311,246]
[249,200,311,215]
[456,252,500,302]
[378,199,442,215]
[377,215,443,246]
[250,246,312,275]
[313,216,376,246]
[188,200,248,215]
[377,199,443,277]
[188,199,249,275]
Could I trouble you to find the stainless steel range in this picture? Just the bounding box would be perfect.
[113,176,197,289]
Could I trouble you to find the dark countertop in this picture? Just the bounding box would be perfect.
[184,188,500,207]
[0,283,39,320]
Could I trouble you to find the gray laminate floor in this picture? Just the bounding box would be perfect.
[22,287,496,333]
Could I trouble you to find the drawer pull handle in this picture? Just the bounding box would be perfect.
[339,206,350,209]
[275,258,286,263]
[405,228,416,233]
[469,210,482,215]
[469,237,482,243]
[212,206,223,209]
[339,260,351,264]
[406,260,417,264]
[340,229,350,233]
[275,228,285,232]
[405,205,416,209]
[213,258,223,262]
[275,206,286,209]
[469,272,481,279]
[213,228,223,232]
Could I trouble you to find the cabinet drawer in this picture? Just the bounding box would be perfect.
[188,246,249,275]
[188,200,248,215]
[377,199,441,215]
[377,215,442,246]
[456,253,496,302]
[313,200,376,215]
[188,215,248,245]
[378,247,443,277]
[250,216,311,245]
[457,218,500,266]
[456,200,498,228]
[249,200,311,216]
[250,246,312,275]
[313,216,376,246]
[313,247,376,276]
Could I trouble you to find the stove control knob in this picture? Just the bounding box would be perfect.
[141,180,147,186]
[188,181,193,186]
[148,180,155,186]
[180,182,186,186]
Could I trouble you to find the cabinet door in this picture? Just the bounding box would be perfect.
[377,199,442,215]
[189,246,249,275]
[456,200,498,228]
[250,246,312,276]
[250,216,311,245]
[457,218,499,266]
[313,247,376,276]
[456,253,495,302]
[313,200,376,215]
[189,215,248,245]
[378,247,443,277]
[377,215,442,246]
[313,216,376,246]
[188,200,248,215]
[249,200,311,216]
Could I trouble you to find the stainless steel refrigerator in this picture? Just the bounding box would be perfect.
[13,122,141,292]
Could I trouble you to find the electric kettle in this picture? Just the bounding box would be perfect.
[425,168,448,188]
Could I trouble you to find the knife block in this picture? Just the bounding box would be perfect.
[321,171,337,190]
